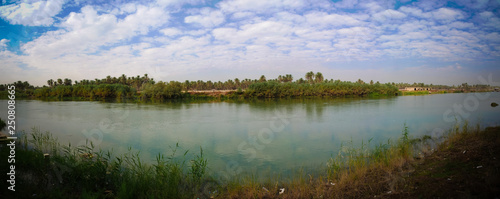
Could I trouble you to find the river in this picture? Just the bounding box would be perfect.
[1,92,499,179]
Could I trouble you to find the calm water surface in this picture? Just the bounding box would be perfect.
[1,93,500,178]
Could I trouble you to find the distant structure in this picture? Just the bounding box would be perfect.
[404,87,431,91]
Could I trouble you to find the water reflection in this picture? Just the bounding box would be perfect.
[1,93,499,179]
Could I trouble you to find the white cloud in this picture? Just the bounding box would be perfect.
[431,8,464,22]
[184,8,225,28]
[22,4,169,58]
[305,11,361,28]
[231,11,255,20]
[272,11,306,24]
[160,28,182,37]
[218,0,307,13]
[1,0,499,86]
[448,21,474,29]
[0,0,64,26]
[400,6,465,22]
[372,9,407,22]
[0,39,9,50]
[358,1,388,13]
[399,6,432,18]
[438,63,463,71]
[477,11,500,29]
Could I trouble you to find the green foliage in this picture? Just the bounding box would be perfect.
[34,84,135,99]
[400,123,410,156]
[141,81,183,99]
[190,147,208,184]
[245,81,399,98]
[327,124,413,181]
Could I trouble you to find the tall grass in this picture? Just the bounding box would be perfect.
[4,128,210,198]
[326,123,412,182]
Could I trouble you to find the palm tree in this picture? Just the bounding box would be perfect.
[315,72,323,83]
[104,75,111,84]
[64,78,72,86]
[57,78,63,86]
[120,74,127,85]
[259,75,266,82]
[184,80,190,91]
[47,79,54,87]
[234,78,240,88]
[305,71,314,84]
[297,78,305,84]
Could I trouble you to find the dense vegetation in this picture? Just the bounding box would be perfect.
[34,84,136,99]
[0,72,496,100]
[244,80,399,98]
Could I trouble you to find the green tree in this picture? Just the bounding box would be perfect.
[305,71,314,84]
[315,72,323,83]
[64,78,72,86]
[285,74,293,82]
[234,78,240,88]
[259,75,266,82]
[47,79,54,87]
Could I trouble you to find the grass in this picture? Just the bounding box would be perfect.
[1,122,498,198]
[0,127,212,198]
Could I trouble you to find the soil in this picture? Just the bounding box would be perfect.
[393,127,500,198]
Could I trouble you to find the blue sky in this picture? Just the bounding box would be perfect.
[1,0,499,86]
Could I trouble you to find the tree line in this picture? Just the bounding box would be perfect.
[0,72,496,100]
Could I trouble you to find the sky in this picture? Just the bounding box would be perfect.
[1,0,500,87]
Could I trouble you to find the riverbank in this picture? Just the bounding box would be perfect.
[1,123,498,198]
[397,125,500,198]
[220,124,500,198]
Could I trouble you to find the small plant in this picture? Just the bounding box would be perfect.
[399,123,411,157]
[190,147,208,184]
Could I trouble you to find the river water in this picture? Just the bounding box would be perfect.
[1,92,499,178]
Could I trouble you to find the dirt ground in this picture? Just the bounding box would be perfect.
[392,127,500,198]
